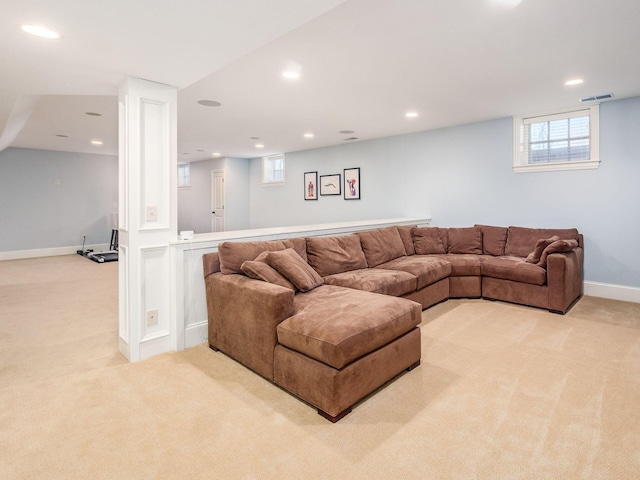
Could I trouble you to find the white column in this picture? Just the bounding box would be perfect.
[118,78,177,362]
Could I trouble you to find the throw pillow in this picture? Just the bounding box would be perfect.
[411,227,446,255]
[537,239,579,268]
[525,236,560,264]
[266,248,324,292]
[240,258,295,291]
[447,227,483,254]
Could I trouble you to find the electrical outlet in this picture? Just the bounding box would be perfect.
[146,309,158,327]
[146,206,158,222]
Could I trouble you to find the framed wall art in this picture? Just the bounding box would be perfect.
[304,171,318,200]
[320,174,341,196]
[344,167,360,200]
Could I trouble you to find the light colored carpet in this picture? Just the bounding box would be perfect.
[1,255,639,479]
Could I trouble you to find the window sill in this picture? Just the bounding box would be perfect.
[513,159,600,173]
[261,181,286,187]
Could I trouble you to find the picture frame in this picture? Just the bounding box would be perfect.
[343,167,360,200]
[320,174,341,196]
[304,171,318,200]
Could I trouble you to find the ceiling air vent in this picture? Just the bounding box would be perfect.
[580,93,614,103]
[344,137,358,141]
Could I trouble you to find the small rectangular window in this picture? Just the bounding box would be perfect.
[178,163,190,188]
[262,154,285,184]
[513,105,600,173]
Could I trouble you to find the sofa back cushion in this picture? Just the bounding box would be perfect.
[447,227,483,254]
[504,226,579,258]
[474,224,508,256]
[218,238,307,274]
[306,235,368,277]
[395,225,416,255]
[357,227,407,267]
[411,227,447,254]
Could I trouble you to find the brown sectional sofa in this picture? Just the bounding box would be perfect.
[202,224,583,422]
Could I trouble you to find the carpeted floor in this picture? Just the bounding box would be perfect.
[1,254,639,479]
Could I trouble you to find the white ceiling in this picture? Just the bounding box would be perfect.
[2,0,640,160]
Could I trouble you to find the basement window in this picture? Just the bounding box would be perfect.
[178,163,190,188]
[513,105,600,173]
[262,154,285,185]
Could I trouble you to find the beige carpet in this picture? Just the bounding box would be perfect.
[1,255,640,479]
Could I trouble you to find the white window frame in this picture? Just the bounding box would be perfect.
[513,104,600,173]
[262,153,285,185]
[178,163,190,188]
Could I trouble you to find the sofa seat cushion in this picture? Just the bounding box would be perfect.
[323,268,417,297]
[431,254,482,276]
[278,285,421,370]
[481,256,547,286]
[375,256,451,290]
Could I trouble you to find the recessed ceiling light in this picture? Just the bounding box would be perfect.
[91,140,103,146]
[339,130,355,134]
[197,100,222,107]
[85,112,102,117]
[212,152,221,157]
[55,134,69,138]
[21,24,60,39]
[282,60,303,80]
[255,144,264,148]
[564,79,584,86]
[492,0,522,7]
[303,133,314,138]
[405,112,419,118]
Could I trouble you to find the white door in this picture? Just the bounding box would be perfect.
[211,170,225,232]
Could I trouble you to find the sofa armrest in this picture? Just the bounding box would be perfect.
[205,273,295,380]
[547,247,584,313]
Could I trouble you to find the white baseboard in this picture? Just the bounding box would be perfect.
[185,321,208,349]
[0,243,110,261]
[584,281,640,304]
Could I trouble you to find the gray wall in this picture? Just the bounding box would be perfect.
[177,157,250,233]
[224,157,250,231]
[0,147,118,251]
[177,157,224,233]
[249,96,640,288]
